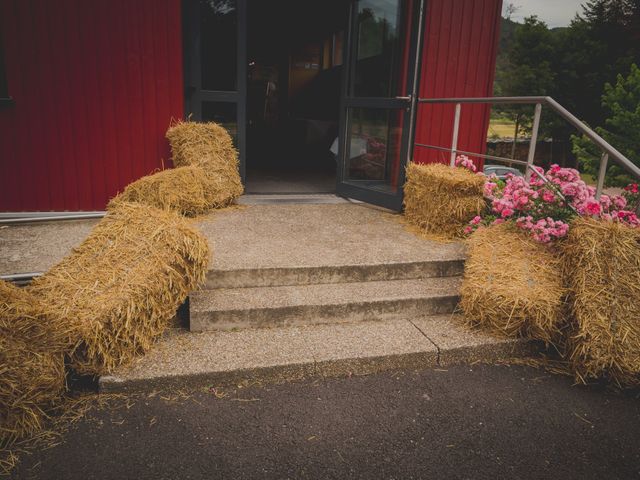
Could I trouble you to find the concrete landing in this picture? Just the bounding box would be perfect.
[99,315,534,393]
[0,203,464,276]
[199,203,465,272]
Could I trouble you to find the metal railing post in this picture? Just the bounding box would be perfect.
[525,103,542,181]
[595,152,609,200]
[449,103,461,167]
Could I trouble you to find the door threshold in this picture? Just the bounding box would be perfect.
[238,194,352,205]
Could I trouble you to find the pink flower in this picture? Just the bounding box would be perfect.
[625,183,639,193]
[542,190,556,203]
[501,208,514,218]
[455,155,477,173]
[483,182,497,198]
[613,195,627,210]
[584,201,602,215]
[599,194,612,210]
[471,215,482,225]
[464,225,474,235]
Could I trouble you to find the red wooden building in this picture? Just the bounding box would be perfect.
[0,0,501,212]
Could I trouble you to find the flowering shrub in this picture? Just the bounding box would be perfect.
[462,159,639,243]
[622,183,640,210]
[455,154,477,173]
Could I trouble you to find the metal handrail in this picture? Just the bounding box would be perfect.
[415,96,640,200]
[0,211,105,225]
[0,272,41,286]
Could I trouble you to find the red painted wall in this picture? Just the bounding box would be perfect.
[413,0,502,166]
[0,0,184,212]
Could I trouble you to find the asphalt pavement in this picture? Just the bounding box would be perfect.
[9,364,640,480]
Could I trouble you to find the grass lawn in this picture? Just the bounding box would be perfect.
[488,118,517,139]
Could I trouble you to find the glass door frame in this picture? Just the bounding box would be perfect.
[183,0,248,181]
[336,0,425,211]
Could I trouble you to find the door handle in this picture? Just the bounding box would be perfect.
[395,95,412,101]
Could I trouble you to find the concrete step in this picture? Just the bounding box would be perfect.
[206,259,464,289]
[99,315,536,393]
[189,277,461,332]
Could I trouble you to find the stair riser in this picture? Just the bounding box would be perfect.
[190,295,460,332]
[206,260,464,289]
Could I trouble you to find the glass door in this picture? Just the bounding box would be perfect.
[183,0,247,179]
[337,0,424,211]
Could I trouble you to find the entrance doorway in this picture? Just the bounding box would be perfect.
[245,0,347,194]
[184,0,424,209]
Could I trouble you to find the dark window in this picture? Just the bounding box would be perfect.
[200,0,237,91]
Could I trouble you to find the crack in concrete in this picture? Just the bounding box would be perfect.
[408,319,442,366]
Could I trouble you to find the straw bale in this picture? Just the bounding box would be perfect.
[0,338,65,447]
[166,120,236,167]
[165,120,243,207]
[109,164,238,216]
[28,202,210,375]
[404,162,485,238]
[460,224,565,344]
[0,281,66,446]
[562,218,640,387]
[0,280,69,351]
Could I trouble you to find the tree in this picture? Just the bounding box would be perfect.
[551,0,640,126]
[495,16,555,156]
[572,64,640,186]
[503,3,520,20]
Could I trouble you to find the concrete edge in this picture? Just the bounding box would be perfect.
[205,260,465,289]
[98,340,539,394]
[437,338,539,367]
[98,350,440,394]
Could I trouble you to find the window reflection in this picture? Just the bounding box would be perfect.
[346,107,402,192]
[352,0,404,97]
[201,0,237,91]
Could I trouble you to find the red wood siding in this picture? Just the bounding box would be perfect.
[413,0,502,167]
[0,0,184,212]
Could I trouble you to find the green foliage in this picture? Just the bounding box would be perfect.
[494,0,640,168]
[494,16,555,136]
[572,64,640,186]
[551,0,640,126]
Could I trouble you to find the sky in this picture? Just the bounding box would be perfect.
[505,0,586,28]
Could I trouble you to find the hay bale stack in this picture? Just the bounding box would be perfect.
[28,202,211,375]
[166,120,237,168]
[403,162,485,238]
[1,281,66,445]
[562,218,640,387]
[460,224,565,343]
[108,164,237,216]
[165,120,243,205]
